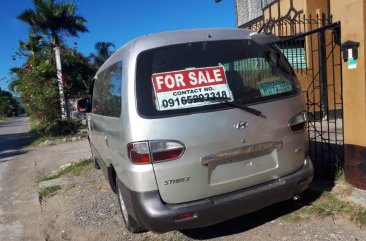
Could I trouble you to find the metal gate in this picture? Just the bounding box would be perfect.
[250,14,344,179]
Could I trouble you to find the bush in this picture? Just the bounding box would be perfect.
[0,88,18,118]
[32,119,82,136]
[10,44,94,130]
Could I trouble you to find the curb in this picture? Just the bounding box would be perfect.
[38,136,88,147]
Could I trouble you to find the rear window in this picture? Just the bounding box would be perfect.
[136,40,300,118]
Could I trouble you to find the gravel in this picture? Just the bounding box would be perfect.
[40,167,366,241]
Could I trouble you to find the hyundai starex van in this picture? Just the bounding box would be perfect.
[78,28,314,233]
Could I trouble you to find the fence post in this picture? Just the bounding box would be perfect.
[318,17,328,120]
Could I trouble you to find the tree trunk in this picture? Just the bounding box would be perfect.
[54,46,68,120]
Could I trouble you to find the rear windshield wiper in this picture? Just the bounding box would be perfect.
[203,97,266,119]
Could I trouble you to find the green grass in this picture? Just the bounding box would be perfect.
[39,185,62,200]
[38,158,93,182]
[281,189,366,227]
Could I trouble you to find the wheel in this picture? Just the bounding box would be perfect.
[116,178,145,233]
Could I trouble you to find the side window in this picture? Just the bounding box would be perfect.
[92,62,122,117]
[104,62,122,117]
[92,72,105,115]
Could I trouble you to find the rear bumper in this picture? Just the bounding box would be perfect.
[124,156,314,233]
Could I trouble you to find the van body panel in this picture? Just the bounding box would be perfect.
[127,157,313,233]
[128,95,307,203]
[87,28,313,232]
[89,113,108,161]
[131,28,253,57]
[90,49,159,192]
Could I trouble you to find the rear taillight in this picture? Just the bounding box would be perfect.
[127,142,151,164]
[127,140,185,164]
[288,112,308,133]
[150,140,185,162]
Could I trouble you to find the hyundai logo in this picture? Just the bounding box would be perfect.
[234,121,249,129]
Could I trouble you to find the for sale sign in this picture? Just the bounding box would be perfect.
[151,66,233,111]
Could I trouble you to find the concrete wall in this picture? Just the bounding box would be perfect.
[236,0,263,27]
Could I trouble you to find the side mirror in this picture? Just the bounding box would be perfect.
[77,97,90,113]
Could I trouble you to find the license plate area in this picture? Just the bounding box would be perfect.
[210,151,278,185]
[200,141,282,185]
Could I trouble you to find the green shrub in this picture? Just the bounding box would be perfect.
[32,119,82,136]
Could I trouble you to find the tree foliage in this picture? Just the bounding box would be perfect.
[17,0,88,46]
[10,0,94,134]
[0,88,19,118]
[89,41,115,68]
[10,38,96,124]
[17,0,89,120]
[62,48,96,94]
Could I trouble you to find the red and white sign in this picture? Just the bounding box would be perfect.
[151,66,233,111]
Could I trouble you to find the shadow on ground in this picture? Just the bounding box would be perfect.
[0,132,34,162]
[309,140,344,180]
[181,183,329,240]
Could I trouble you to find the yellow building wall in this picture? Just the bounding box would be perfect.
[332,0,366,147]
[332,0,366,189]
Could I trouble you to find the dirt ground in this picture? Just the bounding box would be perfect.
[40,164,366,241]
[3,118,364,240]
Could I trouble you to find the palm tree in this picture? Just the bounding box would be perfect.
[18,0,88,120]
[17,33,48,62]
[89,41,115,68]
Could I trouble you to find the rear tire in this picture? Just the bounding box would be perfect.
[116,178,145,233]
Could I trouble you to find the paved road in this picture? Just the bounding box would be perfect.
[0,116,91,240]
[0,116,35,240]
[0,116,32,163]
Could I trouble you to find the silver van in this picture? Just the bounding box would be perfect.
[78,28,314,233]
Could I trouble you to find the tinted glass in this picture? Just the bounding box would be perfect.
[92,62,122,117]
[136,40,300,118]
[92,72,104,115]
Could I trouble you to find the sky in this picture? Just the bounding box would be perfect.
[0,0,235,92]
